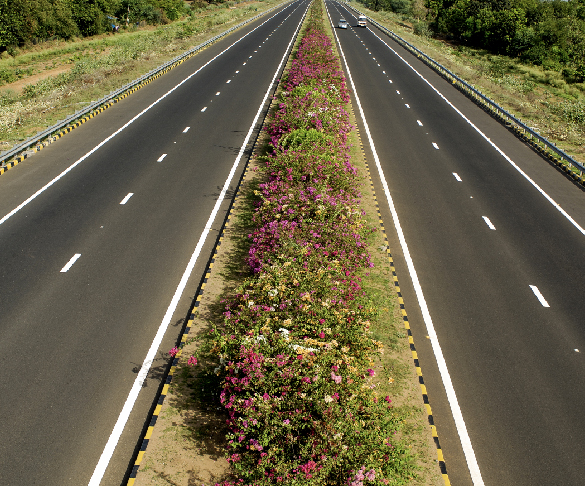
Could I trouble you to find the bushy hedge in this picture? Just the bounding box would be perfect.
[361,0,585,81]
[193,3,416,485]
[0,0,190,48]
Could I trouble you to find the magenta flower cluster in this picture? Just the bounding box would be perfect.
[199,4,416,485]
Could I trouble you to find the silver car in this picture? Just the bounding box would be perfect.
[338,19,348,29]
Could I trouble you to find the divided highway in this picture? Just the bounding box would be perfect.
[0,2,309,484]
[325,2,585,485]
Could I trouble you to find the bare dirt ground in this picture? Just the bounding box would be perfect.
[5,65,72,94]
[132,67,445,486]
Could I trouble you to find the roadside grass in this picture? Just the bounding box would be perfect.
[347,1,585,164]
[134,4,444,484]
[345,115,444,486]
[0,0,282,152]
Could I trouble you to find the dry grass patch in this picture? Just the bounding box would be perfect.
[348,3,585,164]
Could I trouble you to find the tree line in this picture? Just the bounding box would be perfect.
[362,0,585,82]
[0,0,191,49]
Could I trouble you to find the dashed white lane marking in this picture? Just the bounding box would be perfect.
[327,7,485,484]
[366,27,585,239]
[249,55,253,58]
[576,349,580,353]
[482,216,496,230]
[396,90,400,94]
[183,126,190,132]
[453,172,462,182]
[417,120,423,126]
[243,62,247,65]
[530,285,550,307]
[382,70,386,73]
[432,142,439,149]
[215,92,220,96]
[87,3,310,481]
[120,193,133,205]
[389,79,393,83]
[60,254,81,273]
[405,104,410,108]
[157,154,167,162]
[235,70,239,73]
[377,63,380,66]
[201,107,207,112]
[226,80,231,83]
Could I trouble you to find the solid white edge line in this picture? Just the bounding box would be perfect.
[366,27,585,238]
[60,253,81,273]
[120,193,134,205]
[87,4,309,485]
[529,285,550,307]
[157,154,167,162]
[453,172,462,182]
[482,216,496,230]
[326,4,485,485]
[0,3,293,228]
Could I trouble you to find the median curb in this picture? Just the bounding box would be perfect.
[0,1,290,178]
[127,164,252,485]
[126,6,308,481]
[343,3,585,188]
[351,111,451,486]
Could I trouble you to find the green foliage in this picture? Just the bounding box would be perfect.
[413,19,432,36]
[416,0,585,81]
[546,98,585,126]
[0,0,189,48]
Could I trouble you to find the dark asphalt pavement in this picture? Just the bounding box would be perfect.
[326,2,585,485]
[0,2,309,484]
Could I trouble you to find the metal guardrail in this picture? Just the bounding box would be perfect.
[0,3,286,168]
[343,2,585,180]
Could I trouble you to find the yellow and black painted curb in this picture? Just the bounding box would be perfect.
[0,50,208,178]
[0,103,115,176]
[351,112,451,486]
[126,161,252,486]
[0,2,290,179]
[127,10,310,482]
[345,5,585,187]
[406,45,585,187]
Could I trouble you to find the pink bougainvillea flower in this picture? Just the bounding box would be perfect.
[168,347,179,357]
[367,368,375,377]
[187,355,197,366]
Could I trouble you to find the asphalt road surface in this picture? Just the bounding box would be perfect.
[326,2,585,485]
[0,2,309,484]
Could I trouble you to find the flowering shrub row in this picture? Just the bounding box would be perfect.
[194,3,416,485]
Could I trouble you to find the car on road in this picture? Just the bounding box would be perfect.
[358,15,367,27]
[338,19,348,29]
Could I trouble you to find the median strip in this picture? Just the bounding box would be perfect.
[132,3,448,485]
